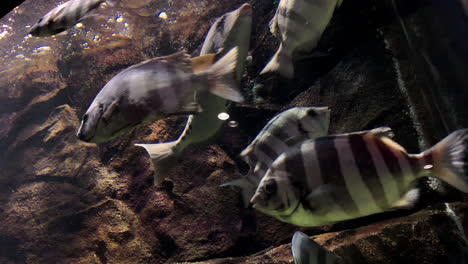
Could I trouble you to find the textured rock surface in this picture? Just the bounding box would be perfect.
[180,204,468,264]
[0,0,467,263]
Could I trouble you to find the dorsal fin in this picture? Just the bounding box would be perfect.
[191,53,217,73]
[365,127,407,153]
[292,231,339,264]
[119,51,192,76]
[51,4,67,23]
[368,126,394,138]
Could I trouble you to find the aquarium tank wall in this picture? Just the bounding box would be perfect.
[1,0,468,263]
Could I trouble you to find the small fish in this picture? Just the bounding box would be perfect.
[77,47,243,143]
[29,0,118,37]
[251,127,468,227]
[135,4,252,184]
[222,106,330,206]
[292,231,339,264]
[261,0,342,78]
[200,3,252,81]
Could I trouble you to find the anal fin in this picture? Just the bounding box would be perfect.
[392,188,420,209]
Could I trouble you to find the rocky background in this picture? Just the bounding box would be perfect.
[0,0,468,263]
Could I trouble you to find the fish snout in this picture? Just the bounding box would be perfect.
[250,192,266,207]
[239,3,252,15]
[76,130,91,142]
[28,25,40,36]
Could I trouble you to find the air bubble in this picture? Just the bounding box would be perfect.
[228,120,239,128]
[218,112,230,120]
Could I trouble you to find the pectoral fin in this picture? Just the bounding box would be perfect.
[304,184,338,215]
[221,177,257,207]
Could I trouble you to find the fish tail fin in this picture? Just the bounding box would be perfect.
[135,141,177,161]
[424,129,468,192]
[220,177,256,207]
[260,45,294,78]
[203,47,245,103]
[292,231,339,264]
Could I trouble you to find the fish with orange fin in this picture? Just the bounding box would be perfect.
[77,47,243,143]
[251,127,468,227]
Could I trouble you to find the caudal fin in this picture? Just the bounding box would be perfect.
[135,141,177,161]
[203,47,244,103]
[291,231,339,264]
[426,129,468,193]
[260,45,294,78]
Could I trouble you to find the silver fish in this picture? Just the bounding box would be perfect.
[292,231,339,264]
[135,4,252,184]
[261,0,343,78]
[77,47,243,143]
[29,0,117,37]
[222,106,330,206]
[251,127,468,227]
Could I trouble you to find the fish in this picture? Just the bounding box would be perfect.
[222,106,331,206]
[29,0,119,37]
[292,231,339,264]
[260,0,343,78]
[77,47,243,143]
[200,3,252,81]
[250,127,468,227]
[135,4,252,184]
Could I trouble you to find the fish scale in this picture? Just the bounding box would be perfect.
[251,128,468,227]
[261,0,342,78]
[77,47,243,144]
[135,3,252,184]
[222,107,330,207]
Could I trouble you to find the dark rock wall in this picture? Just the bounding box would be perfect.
[0,0,467,263]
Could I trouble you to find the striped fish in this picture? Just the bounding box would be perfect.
[260,0,343,78]
[29,0,118,37]
[251,127,468,227]
[77,47,244,143]
[222,106,330,206]
[292,231,339,264]
[135,4,252,184]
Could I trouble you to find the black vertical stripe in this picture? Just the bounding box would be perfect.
[285,149,307,189]
[374,139,406,197]
[315,136,360,215]
[349,135,390,210]
[317,246,326,264]
[266,120,296,143]
[257,141,281,162]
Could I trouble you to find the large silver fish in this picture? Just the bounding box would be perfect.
[135,4,252,184]
[251,127,468,227]
[292,231,339,264]
[222,106,330,206]
[260,0,343,78]
[77,47,243,143]
[29,0,118,37]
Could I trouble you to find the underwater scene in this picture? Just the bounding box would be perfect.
[1,0,468,263]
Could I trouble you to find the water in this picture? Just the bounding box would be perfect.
[0,0,468,263]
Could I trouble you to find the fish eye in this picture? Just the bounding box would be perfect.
[264,180,277,195]
[306,109,318,118]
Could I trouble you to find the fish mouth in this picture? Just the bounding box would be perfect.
[28,26,39,36]
[77,130,93,142]
[239,3,252,14]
